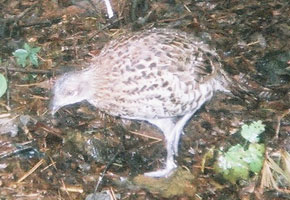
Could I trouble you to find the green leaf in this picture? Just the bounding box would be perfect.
[29,52,39,66]
[22,74,38,81]
[0,74,7,98]
[214,144,250,183]
[25,43,40,66]
[30,47,41,54]
[245,143,265,173]
[214,143,265,183]
[215,145,242,170]
[241,120,265,143]
[223,163,249,184]
[24,43,30,51]
[28,46,40,67]
[13,43,41,67]
[214,121,266,183]
[13,49,29,67]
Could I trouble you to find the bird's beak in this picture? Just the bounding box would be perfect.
[51,108,59,115]
[50,103,61,115]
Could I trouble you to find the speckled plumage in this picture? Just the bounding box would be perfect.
[51,28,230,177]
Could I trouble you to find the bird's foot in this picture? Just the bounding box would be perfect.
[144,160,177,178]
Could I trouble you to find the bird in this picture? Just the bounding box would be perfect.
[51,28,231,177]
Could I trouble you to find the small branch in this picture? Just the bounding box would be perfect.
[18,18,62,28]
[17,159,45,183]
[0,66,54,75]
[87,17,124,42]
[4,63,10,108]
[93,147,122,193]
[0,2,39,26]
[129,130,163,142]
[275,109,290,138]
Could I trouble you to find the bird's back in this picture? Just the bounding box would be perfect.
[83,29,228,119]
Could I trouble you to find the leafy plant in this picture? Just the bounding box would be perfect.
[241,120,265,143]
[214,120,266,184]
[13,43,41,67]
[0,73,7,98]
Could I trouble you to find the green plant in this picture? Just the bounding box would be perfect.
[0,73,7,98]
[214,120,266,184]
[13,43,41,67]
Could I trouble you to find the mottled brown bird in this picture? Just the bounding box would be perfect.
[51,28,231,177]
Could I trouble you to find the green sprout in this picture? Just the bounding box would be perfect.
[13,43,41,67]
[214,120,266,184]
[0,73,7,98]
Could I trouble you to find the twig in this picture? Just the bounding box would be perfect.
[275,109,290,138]
[93,148,122,193]
[129,130,163,142]
[36,122,64,140]
[4,63,10,108]
[0,140,33,159]
[87,17,124,42]
[0,2,39,37]
[30,95,50,100]
[60,179,72,198]
[60,185,84,193]
[87,0,100,14]
[0,66,54,75]
[109,187,117,200]
[18,18,62,28]
[17,159,45,183]
[0,3,38,24]
[15,3,39,21]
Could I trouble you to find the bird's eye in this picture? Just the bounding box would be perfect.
[65,90,75,96]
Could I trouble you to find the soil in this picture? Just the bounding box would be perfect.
[0,0,289,199]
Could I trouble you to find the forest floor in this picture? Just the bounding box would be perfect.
[0,0,289,199]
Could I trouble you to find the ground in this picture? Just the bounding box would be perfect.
[0,0,289,199]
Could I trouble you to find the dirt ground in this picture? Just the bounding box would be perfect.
[0,0,289,199]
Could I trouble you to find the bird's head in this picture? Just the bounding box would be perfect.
[50,71,92,114]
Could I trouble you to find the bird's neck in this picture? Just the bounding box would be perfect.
[213,69,232,93]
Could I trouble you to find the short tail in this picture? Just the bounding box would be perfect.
[230,73,288,101]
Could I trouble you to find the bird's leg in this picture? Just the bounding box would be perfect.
[172,111,196,155]
[145,111,196,177]
[144,118,177,177]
